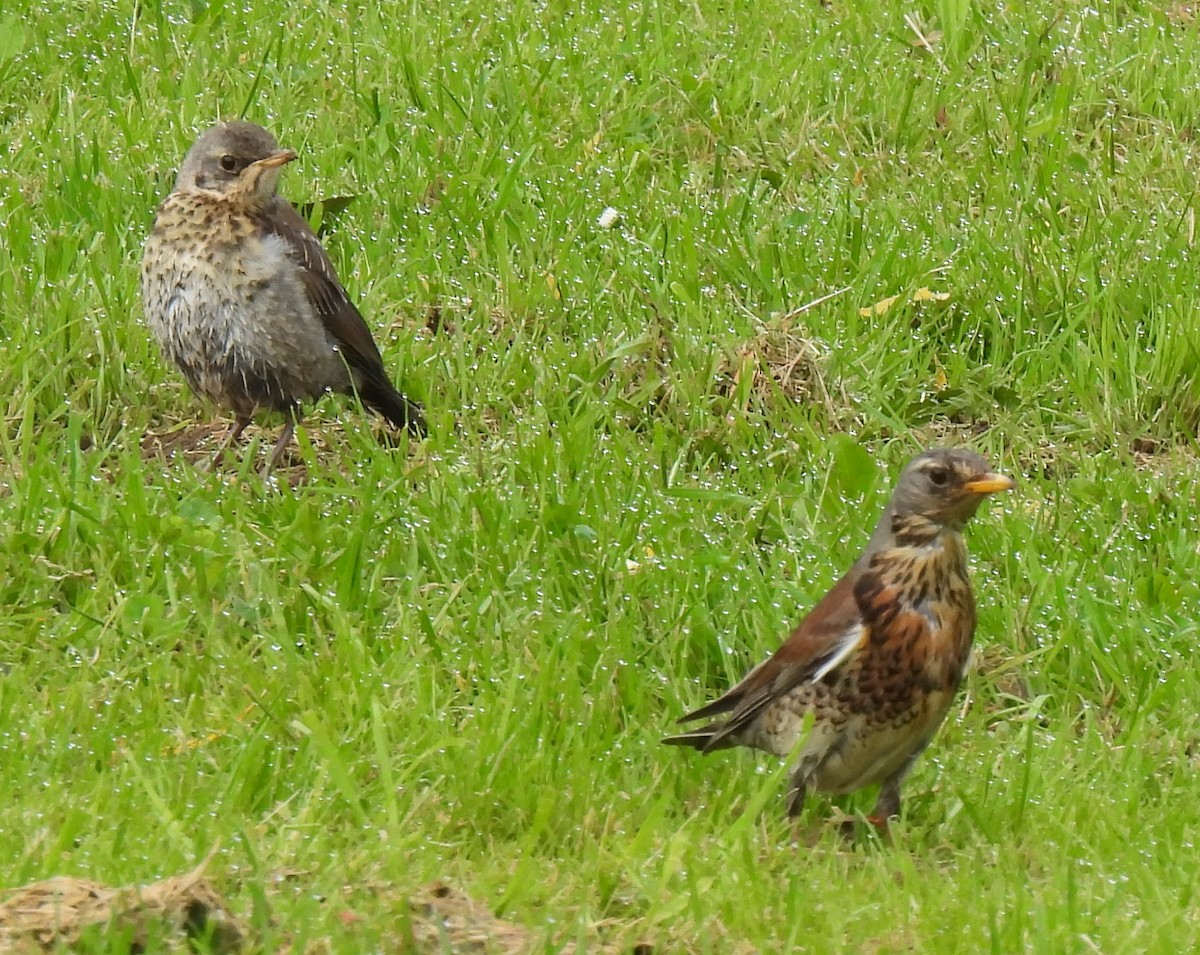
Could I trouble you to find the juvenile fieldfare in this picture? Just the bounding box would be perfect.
[141,121,426,469]
[663,448,1014,827]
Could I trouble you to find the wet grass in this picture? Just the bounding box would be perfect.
[2,0,1200,951]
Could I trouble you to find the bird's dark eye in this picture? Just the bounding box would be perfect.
[219,155,238,172]
[928,467,949,486]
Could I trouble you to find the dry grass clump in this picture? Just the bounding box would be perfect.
[0,857,243,954]
[403,882,651,955]
[718,310,852,423]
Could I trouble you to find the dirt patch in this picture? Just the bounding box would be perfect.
[1164,0,1197,24]
[1129,435,1200,475]
[296,880,656,954]
[408,882,556,953]
[139,419,312,487]
[1,869,652,955]
[139,420,233,466]
[399,882,651,955]
[970,644,1034,708]
[137,415,410,486]
[908,419,993,450]
[0,856,243,954]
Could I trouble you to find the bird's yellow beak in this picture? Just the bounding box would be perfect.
[253,149,298,169]
[963,473,1016,495]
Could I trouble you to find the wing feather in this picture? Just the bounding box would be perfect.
[255,198,391,382]
[674,564,871,747]
[255,199,426,435]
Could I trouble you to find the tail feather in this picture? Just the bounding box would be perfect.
[362,380,427,438]
[674,691,743,726]
[660,723,738,753]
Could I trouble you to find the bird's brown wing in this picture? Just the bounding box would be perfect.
[678,556,930,750]
[256,198,389,379]
[256,198,427,436]
[678,568,867,729]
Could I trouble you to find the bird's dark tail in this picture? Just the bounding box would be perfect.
[660,723,737,753]
[362,380,427,438]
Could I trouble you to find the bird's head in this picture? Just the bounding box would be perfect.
[174,121,297,207]
[872,448,1015,547]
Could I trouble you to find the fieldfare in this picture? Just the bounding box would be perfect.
[663,448,1014,827]
[141,121,426,469]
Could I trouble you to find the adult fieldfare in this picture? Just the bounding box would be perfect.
[663,448,1014,827]
[141,121,426,469]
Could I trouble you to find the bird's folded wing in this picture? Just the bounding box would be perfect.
[677,569,869,739]
[256,200,391,381]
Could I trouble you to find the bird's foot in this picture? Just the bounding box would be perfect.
[836,811,894,843]
[866,812,893,833]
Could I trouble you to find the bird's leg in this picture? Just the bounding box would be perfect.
[264,405,307,476]
[867,744,926,828]
[207,415,252,470]
[785,771,808,819]
[869,778,903,826]
[829,750,926,842]
[227,415,252,445]
[266,416,298,474]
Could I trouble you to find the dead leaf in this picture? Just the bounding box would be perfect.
[859,287,950,317]
[859,293,901,317]
[912,287,951,303]
[932,356,948,391]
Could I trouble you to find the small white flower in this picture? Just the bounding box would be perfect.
[597,206,622,229]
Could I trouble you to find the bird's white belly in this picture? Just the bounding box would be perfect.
[801,690,955,794]
[144,231,351,410]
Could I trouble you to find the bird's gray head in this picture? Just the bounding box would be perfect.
[174,121,296,205]
[868,448,1014,548]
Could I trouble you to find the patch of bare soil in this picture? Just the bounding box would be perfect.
[336,882,651,955]
[1129,435,1200,475]
[908,419,993,450]
[0,857,243,954]
[138,414,417,486]
[1,868,654,955]
[139,419,312,487]
[969,644,1034,709]
[139,420,232,466]
[1164,0,1197,24]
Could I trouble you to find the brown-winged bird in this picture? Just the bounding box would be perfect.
[663,448,1014,828]
[141,121,425,469]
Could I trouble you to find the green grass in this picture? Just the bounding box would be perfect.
[3,0,1200,950]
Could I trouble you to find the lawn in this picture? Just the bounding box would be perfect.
[3,0,1200,951]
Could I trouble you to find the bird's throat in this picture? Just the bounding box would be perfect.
[889,512,950,547]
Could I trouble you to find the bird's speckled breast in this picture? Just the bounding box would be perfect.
[857,532,976,700]
[141,192,351,416]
